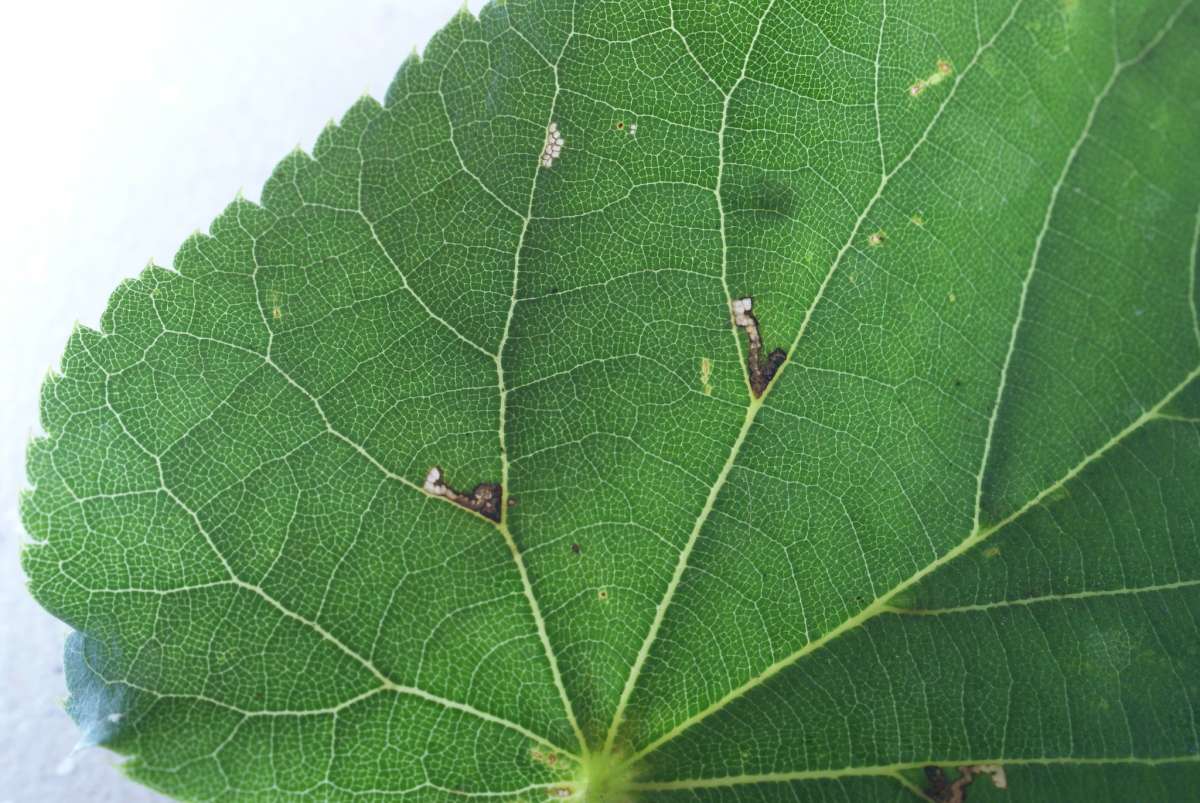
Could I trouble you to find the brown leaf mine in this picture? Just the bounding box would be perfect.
[423,466,502,521]
[923,764,1007,802]
[732,297,787,397]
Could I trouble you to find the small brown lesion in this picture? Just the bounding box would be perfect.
[530,748,560,768]
[423,466,502,522]
[731,297,787,397]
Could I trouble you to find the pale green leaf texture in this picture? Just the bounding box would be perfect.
[20,0,1200,801]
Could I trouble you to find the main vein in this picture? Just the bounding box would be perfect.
[601,0,779,753]
[490,5,590,755]
[618,0,1194,769]
[603,0,1021,754]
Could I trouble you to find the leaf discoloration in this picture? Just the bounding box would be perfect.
[700,356,713,395]
[910,58,954,97]
[731,297,787,397]
[923,764,1008,802]
[541,122,565,169]
[423,466,502,522]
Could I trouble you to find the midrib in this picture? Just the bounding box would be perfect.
[615,0,1194,771]
[599,0,780,754]
[492,6,589,754]
[603,0,1024,756]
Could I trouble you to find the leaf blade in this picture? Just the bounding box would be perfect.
[20,0,1200,799]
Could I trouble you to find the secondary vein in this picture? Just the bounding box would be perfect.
[627,755,1200,791]
[972,6,1188,531]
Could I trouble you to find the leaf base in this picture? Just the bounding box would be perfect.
[575,751,637,802]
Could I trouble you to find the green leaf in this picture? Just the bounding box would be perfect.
[21,0,1200,800]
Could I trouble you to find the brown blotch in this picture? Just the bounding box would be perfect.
[924,766,949,800]
[923,764,1007,802]
[571,543,582,555]
[616,121,625,130]
[423,466,502,522]
[731,297,787,397]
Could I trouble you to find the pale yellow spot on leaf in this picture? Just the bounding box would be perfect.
[700,357,713,395]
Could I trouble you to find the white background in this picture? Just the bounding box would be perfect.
[0,2,480,799]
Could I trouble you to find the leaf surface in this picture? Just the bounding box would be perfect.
[22,0,1200,800]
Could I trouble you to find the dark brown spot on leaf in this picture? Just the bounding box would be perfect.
[571,543,581,555]
[924,766,949,800]
[766,348,786,380]
[469,483,502,521]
